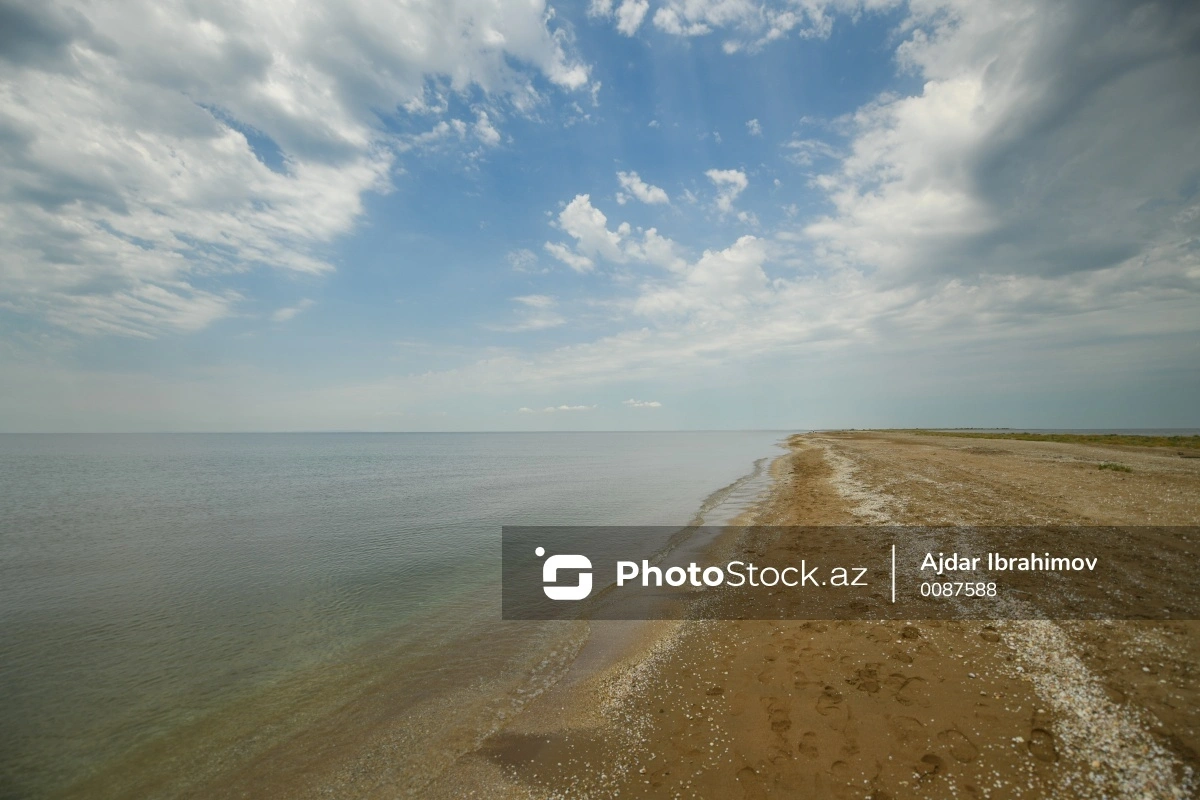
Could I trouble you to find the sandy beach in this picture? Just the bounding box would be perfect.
[450,431,1200,799]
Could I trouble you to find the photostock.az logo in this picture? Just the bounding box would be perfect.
[536,547,592,600]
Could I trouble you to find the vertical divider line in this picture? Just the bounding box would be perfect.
[891,544,896,604]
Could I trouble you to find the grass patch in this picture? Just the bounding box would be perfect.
[895,430,1200,450]
[1097,462,1133,473]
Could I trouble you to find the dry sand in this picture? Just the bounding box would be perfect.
[454,431,1200,799]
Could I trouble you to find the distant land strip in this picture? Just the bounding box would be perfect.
[886,430,1200,450]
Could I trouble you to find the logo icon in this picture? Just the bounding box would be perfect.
[536,546,592,600]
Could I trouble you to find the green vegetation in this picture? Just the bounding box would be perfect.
[1097,462,1133,473]
[897,430,1200,449]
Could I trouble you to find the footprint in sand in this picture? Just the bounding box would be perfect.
[915,753,944,778]
[764,697,792,736]
[894,676,932,707]
[798,731,819,758]
[816,685,844,716]
[850,664,882,693]
[793,669,820,691]
[937,729,979,762]
[736,765,768,800]
[887,715,926,747]
[1028,728,1058,762]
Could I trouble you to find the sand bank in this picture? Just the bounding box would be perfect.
[453,431,1200,799]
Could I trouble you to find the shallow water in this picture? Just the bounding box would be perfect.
[0,431,787,798]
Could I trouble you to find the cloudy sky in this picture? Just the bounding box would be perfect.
[1,0,1197,431]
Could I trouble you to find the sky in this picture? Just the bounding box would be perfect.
[0,0,1198,432]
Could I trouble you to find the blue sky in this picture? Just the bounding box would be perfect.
[1,0,1198,431]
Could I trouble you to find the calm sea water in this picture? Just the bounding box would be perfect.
[0,432,787,798]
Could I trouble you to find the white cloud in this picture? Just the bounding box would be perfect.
[616,0,651,35]
[590,0,650,36]
[652,0,873,48]
[0,0,590,337]
[271,299,316,322]
[623,398,662,408]
[746,118,762,136]
[557,194,627,261]
[634,235,769,318]
[616,171,670,205]
[544,241,596,273]
[803,0,1200,286]
[624,228,689,272]
[545,195,687,271]
[520,404,597,412]
[784,137,840,166]
[41,285,241,339]
[473,111,502,147]
[705,169,749,214]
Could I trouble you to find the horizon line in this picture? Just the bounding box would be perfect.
[3,427,1199,435]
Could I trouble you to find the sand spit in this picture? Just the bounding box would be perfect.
[453,431,1200,799]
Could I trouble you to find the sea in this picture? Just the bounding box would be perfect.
[0,431,788,798]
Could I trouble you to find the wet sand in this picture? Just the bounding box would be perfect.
[455,431,1200,799]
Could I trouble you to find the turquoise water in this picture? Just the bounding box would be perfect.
[0,432,787,798]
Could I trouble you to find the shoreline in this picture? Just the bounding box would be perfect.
[456,430,1200,799]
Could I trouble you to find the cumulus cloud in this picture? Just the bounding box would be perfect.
[545,195,686,272]
[634,235,770,318]
[623,398,662,408]
[803,0,1200,286]
[473,111,502,147]
[0,0,590,337]
[616,171,670,205]
[520,404,597,412]
[616,0,651,34]
[706,169,749,214]
[557,194,628,261]
[746,118,762,136]
[543,241,596,273]
[589,0,650,36]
